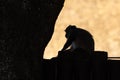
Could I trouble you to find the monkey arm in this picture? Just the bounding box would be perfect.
[61,33,75,51]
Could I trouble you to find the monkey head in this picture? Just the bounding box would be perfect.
[65,25,77,38]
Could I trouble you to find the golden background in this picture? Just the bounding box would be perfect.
[44,0,120,59]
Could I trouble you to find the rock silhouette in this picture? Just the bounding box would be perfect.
[0,0,64,80]
[57,48,92,80]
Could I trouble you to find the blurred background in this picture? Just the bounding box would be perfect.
[44,0,120,59]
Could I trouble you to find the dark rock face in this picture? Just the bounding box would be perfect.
[0,0,64,80]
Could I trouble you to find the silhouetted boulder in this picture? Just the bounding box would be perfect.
[57,50,73,80]
[0,0,64,80]
[72,48,92,80]
[57,48,92,80]
[108,60,120,80]
[92,51,108,80]
[43,58,57,80]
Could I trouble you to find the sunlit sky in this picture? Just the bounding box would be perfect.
[44,0,120,59]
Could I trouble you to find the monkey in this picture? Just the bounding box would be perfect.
[61,25,78,51]
[61,25,94,52]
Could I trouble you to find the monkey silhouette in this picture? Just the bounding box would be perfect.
[61,25,77,51]
[57,25,95,80]
[61,25,94,52]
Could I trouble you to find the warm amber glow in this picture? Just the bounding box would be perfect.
[44,0,120,59]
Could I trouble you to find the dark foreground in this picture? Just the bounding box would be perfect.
[43,51,120,80]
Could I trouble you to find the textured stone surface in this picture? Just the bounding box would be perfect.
[44,0,120,59]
